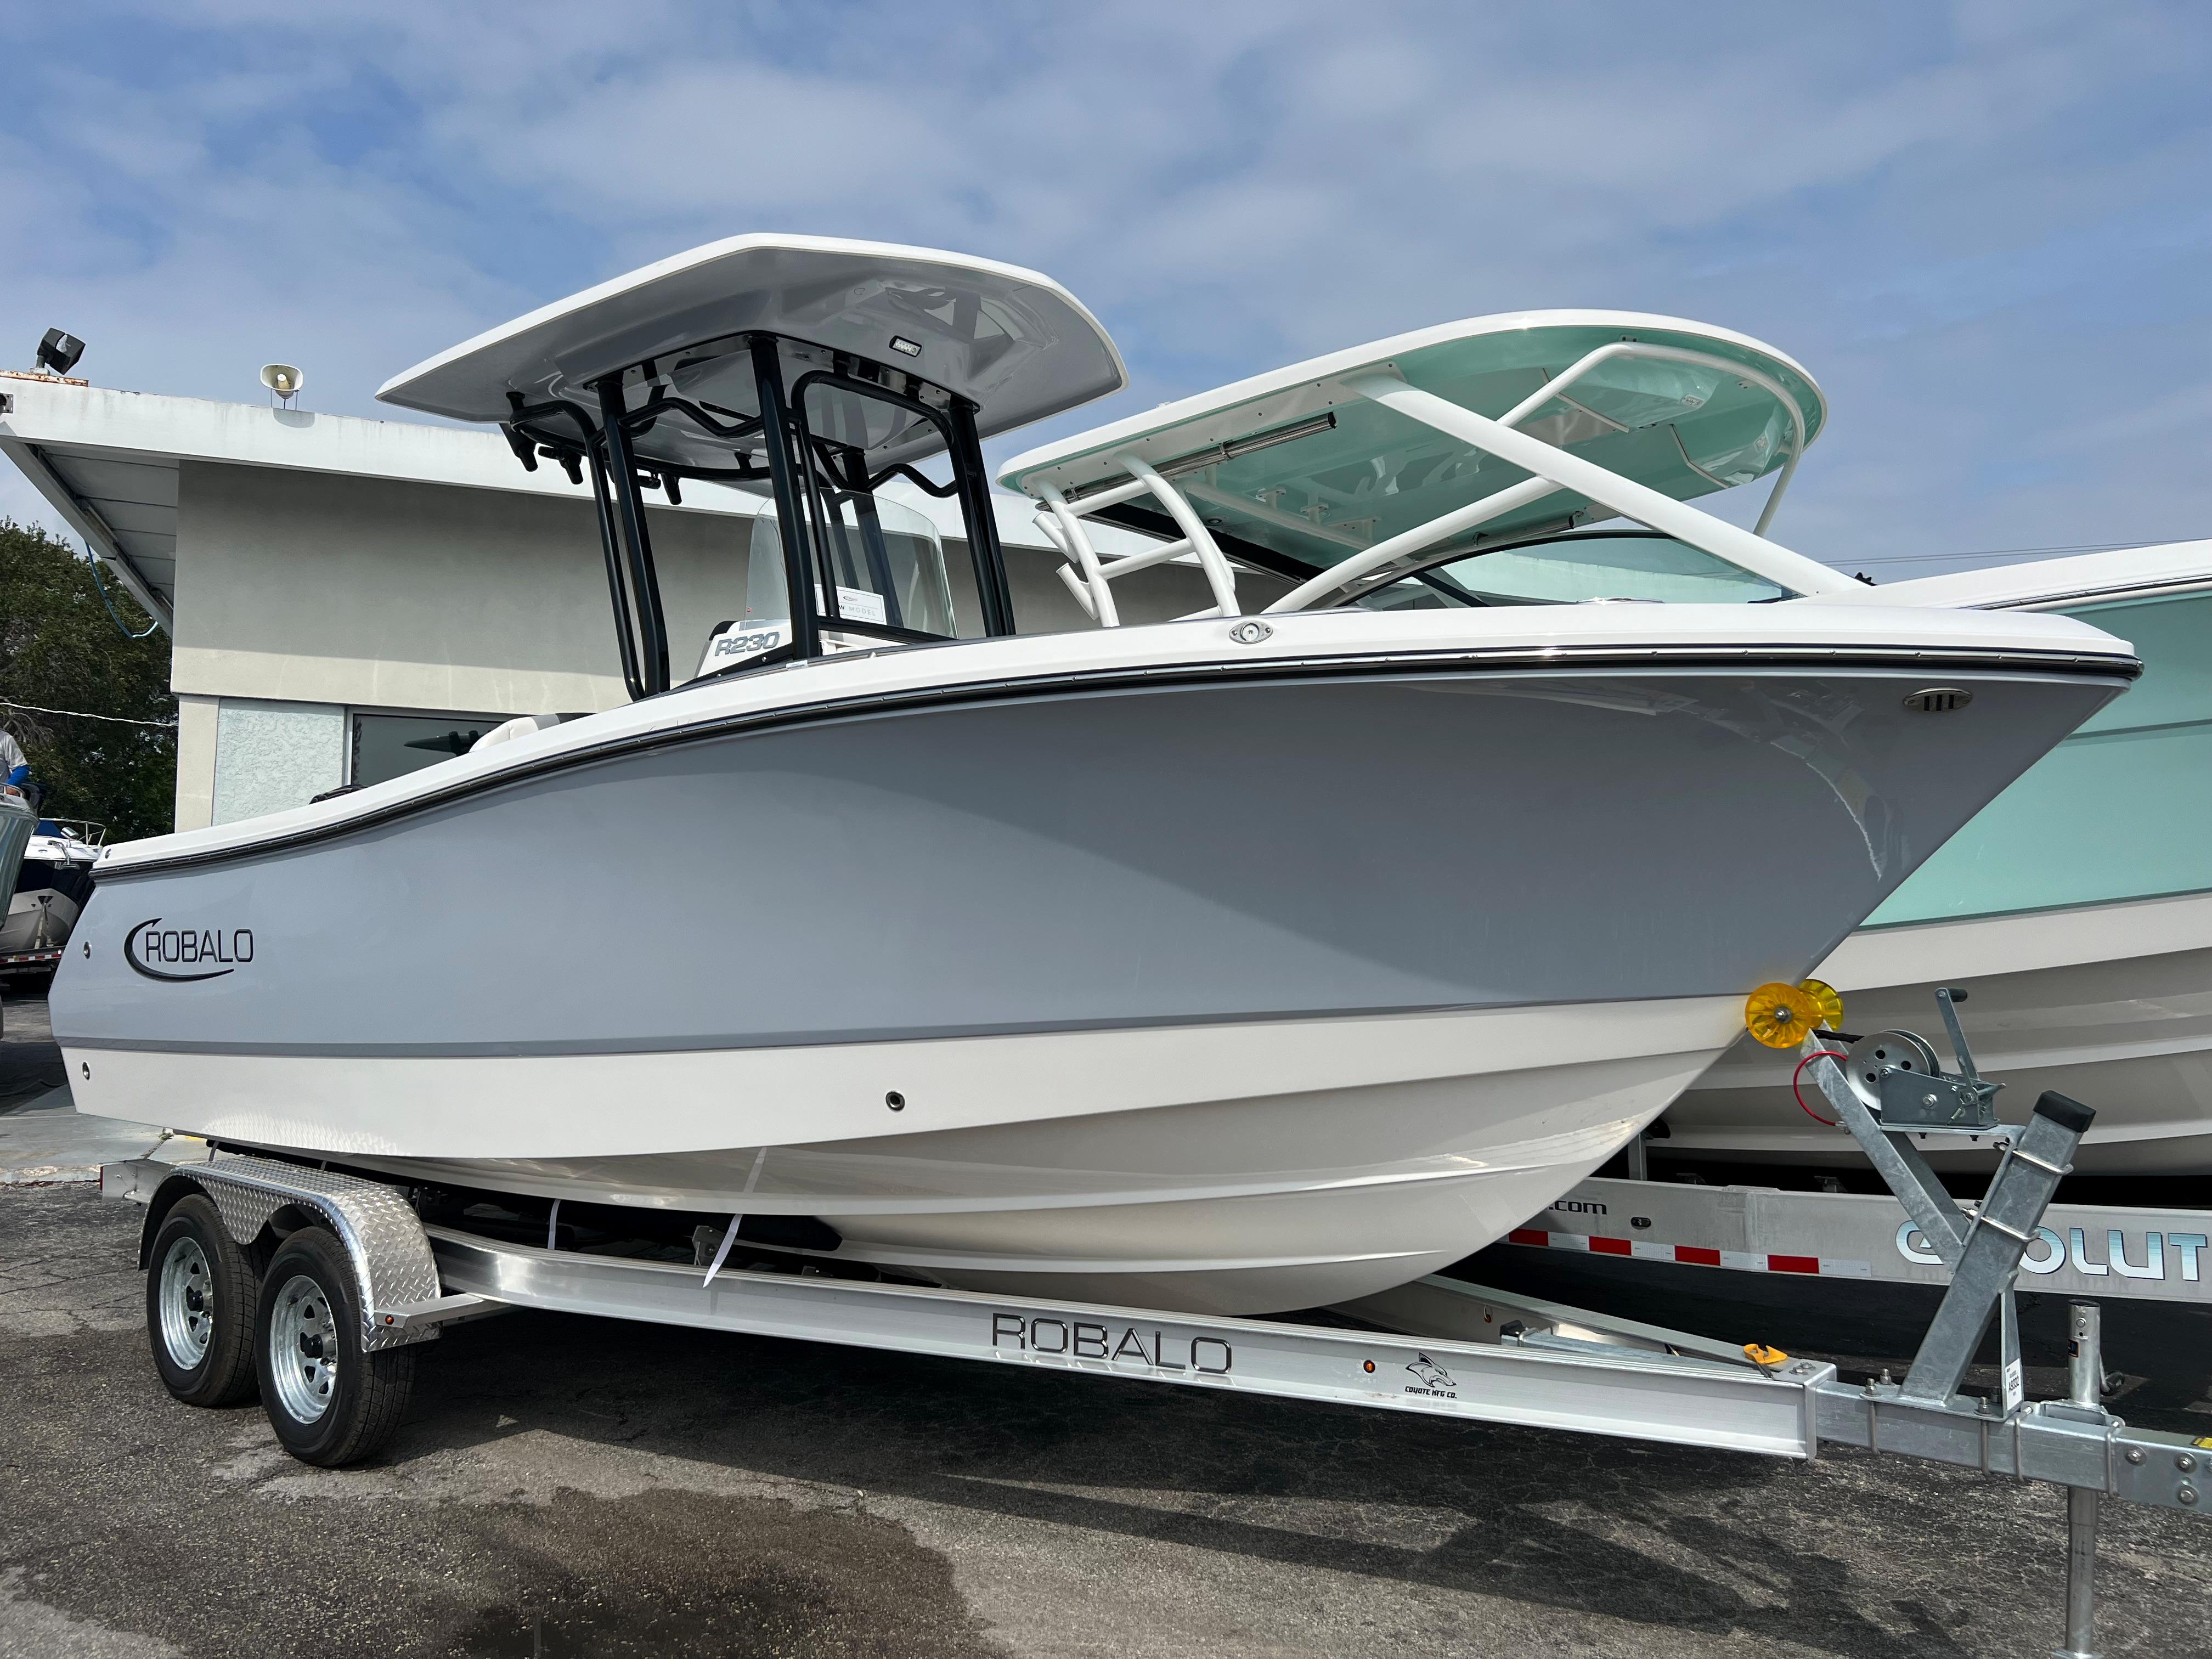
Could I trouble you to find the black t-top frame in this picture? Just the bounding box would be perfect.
[498,331,1017,701]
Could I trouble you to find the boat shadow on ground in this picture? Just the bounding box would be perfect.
[397,1306,1986,1657]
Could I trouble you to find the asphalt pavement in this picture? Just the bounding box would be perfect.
[0,985,65,1110]
[0,988,207,1185]
[4,988,2211,1658]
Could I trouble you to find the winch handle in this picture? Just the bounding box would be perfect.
[1933,986,1981,1082]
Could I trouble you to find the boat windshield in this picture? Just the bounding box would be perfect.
[693,492,959,678]
[1353,531,1788,610]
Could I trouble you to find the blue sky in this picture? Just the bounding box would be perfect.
[1,1,2206,576]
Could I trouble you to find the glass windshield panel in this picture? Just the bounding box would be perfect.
[691,495,959,680]
[805,481,957,636]
[684,351,983,682]
[794,373,962,636]
[1353,532,1786,610]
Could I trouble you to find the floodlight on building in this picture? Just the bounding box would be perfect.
[261,363,304,408]
[37,328,84,377]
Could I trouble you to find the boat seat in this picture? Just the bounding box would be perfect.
[470,714,573,754]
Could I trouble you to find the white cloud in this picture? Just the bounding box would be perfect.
[0,1,2205,571]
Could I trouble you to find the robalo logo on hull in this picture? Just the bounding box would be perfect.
[125,918,253,983]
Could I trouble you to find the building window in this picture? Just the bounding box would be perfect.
[350,710,500,789]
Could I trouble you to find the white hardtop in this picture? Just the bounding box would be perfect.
[377,234,1127,444]
[98,600,2134,873]
[1852,539,2212,612]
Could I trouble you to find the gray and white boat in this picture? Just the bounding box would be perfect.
[50,236,2140,1313]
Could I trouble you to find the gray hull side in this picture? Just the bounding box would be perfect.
[54,665,2118,1056]
[0,799,32,912]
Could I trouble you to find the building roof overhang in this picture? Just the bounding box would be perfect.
[0,373,1073,633]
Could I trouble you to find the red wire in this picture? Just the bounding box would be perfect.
[1792,1050,1849,1126]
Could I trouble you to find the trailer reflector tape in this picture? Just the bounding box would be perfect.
[1506,1226,1870,1278]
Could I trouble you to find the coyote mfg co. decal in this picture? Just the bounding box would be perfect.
[1403,1352,1458,1399]
[125,917,254,983]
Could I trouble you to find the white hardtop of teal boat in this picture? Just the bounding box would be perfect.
[1846,538,2212,612]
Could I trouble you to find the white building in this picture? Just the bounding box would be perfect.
[1,371,1265,831]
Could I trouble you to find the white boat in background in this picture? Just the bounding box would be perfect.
[49,236,2138,1313]
[0,815,102,981]
[1673,539,2212,1174]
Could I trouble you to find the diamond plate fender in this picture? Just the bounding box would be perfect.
[158,1155,443,1351]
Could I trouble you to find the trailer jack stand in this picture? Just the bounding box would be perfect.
[2053,1302,2105,1659]
[1801,994,2122,1658]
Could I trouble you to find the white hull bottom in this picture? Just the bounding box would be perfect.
[1672,891,2212,1176]
[0,887,80,956]
[69,997,1742,1314]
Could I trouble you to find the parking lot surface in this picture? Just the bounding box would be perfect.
[4,996,2211,1657]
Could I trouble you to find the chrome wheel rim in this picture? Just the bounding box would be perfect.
[157,1235,216,1369]
[268,1273,339,1424]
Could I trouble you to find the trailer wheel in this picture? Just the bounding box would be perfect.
[145,1193,259,1407]
[253,1227,414,1466]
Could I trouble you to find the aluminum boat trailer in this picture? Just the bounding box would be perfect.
[1522,1170,2212,1304]
[1531,990,2212,1308]
[102,1001,2211,1658]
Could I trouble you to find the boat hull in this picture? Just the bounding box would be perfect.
[303,999,1735,1313]
[1669,890,2212,1175]
[53,645,2128,1310]
[1,885,84,956]
[1,849,95,961]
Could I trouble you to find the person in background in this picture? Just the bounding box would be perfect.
[0,723,37,811]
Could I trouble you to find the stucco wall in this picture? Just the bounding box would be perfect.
[169,460,1292,720]
[170,462,760,715]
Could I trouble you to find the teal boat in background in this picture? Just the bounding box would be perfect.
[1867,579,2212,928]
[1675,540,2212,1173]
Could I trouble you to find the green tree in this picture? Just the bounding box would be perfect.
[0,518,176,840]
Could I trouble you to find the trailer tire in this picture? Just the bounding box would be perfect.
[146,1193,259,1407]
[253,1227,414,1466]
